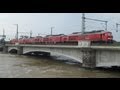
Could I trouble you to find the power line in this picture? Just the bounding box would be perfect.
[83,13,108,31]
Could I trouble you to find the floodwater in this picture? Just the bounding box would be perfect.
[0,52,120,78]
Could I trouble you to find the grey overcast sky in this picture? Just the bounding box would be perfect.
[0,13,120,41]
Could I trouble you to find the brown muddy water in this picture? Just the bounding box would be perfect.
[0,52,120,78]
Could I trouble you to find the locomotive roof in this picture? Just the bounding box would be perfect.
[70,30,111,36]
[84,30,111,34]
[45,34,65,37]
[36,36,43,38]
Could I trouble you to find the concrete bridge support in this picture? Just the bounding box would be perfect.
[82,49,96,68]
[3,46,8,53]
[17,46,23,55]
[3,46,23,55]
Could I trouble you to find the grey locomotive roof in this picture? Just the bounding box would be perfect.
[69,30,111,36]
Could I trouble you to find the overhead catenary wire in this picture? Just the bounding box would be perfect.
[83,13,108,31]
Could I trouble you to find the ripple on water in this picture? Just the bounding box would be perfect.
[0,53,120,78]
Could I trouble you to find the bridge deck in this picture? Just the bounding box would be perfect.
[6,44,120,50]
[5,44,120,68]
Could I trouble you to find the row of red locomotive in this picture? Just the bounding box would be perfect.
[10,30,113,45]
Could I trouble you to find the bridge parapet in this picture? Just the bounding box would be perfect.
[82,49,96,68]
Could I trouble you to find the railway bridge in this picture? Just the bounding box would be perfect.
[3,42,120,68]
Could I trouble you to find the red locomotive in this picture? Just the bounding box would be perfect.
[9,30,113,45]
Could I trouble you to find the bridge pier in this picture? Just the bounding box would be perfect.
[3,46,8,53]
[82,49,96,68]
[17,46,23,55]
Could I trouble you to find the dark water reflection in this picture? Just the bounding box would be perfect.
[0,52,120,78]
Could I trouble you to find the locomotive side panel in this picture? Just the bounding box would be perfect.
[68,35,79,42]
[85,33,101,41]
